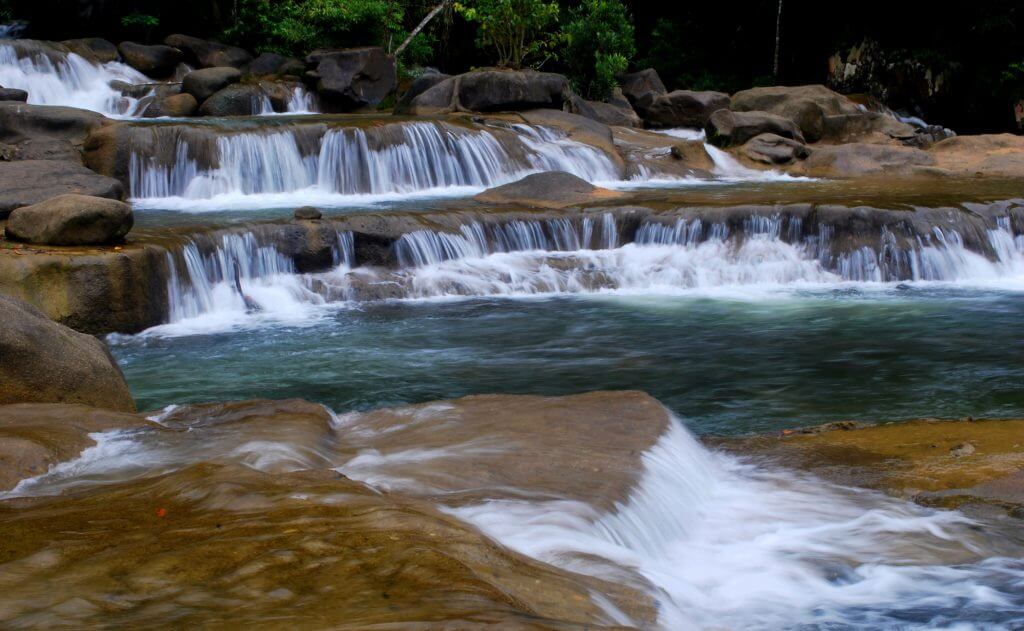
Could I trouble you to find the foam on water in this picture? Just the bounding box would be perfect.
[0,42,151,116]
[448,420,1024,629]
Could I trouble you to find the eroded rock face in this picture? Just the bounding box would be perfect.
[182,66,242,103]
[705,109,806,147]
[307,47,396,111]
[5,194,133,246]
[0,295,135,411]
[0,160,123,217]
[637,89,730,129]
[474,171,625,209]
[117,41,183,78]
[163,34,251,69]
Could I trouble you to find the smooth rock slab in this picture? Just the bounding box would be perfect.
[5,193,133,246]
[0,160,123,217]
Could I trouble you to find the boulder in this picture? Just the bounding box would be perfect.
[256,80,294,113]
[636,89,730,128]
[618,68,666,105]
[0,138,80,162]
[142,92,198,118]
[163,34,252,69]
[0,295,135,411]
[0,102,106,146]
[5,193,133,246]
[0,160,123,217]
[394,70,451,115]
[928,134,1024,178]
[742,133,811,164]
[457,69,568,112]
[117,41,183,78]
[796,142,934,177]
[182,66,242,103]
[400,77,456,115]
[474,171,624,209]
[294,206,322,220]
[705,109,806,147]
[307,47,396,111]
[565,94,641,128]
[61,37,119,64]
[198,83,265,116]
[0,87,28,102]
[246,52,291,76]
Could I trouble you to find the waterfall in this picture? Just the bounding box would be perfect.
[255,86,319,115]
[0,42,151,116]
[129,120,621,208]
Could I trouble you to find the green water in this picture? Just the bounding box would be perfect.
[111,286,1024,435]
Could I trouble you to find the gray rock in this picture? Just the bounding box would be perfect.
[0,102,106,146]
[117,41,184,78]
[198,83,265,116]
[565,94,641,128]
[164,34,252,69]
[142,92,198,118]
[394,71,451,114]
[458,69,568,112]
[0,295,135,411]
[637,89,730,128]
[618,68,666,105]
[246,52,289,76]
[742,133,811,164]
[61,37,119,64]
[182,66,242,103]
[307,47,396,111]
[0,160,123,217]
[294,206,322,220]
[5,193,133,246]
[705,109,806,147]
[0,87,28,102]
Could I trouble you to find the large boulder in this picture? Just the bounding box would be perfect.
[182,66,242,103]
[0,138,80,162]
[636,89,730,128]
[400,77,456,115]
[705,109,806,147]
[565,93,641,128]
[741,133,811,164]
[198,83,266,116]
[457,69,568,112]
[306,47,396,111]
[474,171,624,209]
[142,92,197,118]
[393,70,451,115]
[163,34,252,69]
[0,295,135,411]
[0,160,123,218]
[731,84,915,143]
[618,68,666,105]
[245,52,299,76]
[5,193,133,246]
[795,142,934,177]
[61,37,119,64]
[0,102,106,146]
[117,41,183,78]
[0,87,28,102]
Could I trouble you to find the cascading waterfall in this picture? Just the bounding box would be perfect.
[154,211,1024,332]
[129,121,621,208]
[255,85,319,115]
[0,42,151,116]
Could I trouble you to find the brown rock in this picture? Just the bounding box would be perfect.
[474,171,624,209]
[5,194,133,246]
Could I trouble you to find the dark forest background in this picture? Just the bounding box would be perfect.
[3,0,1022,133]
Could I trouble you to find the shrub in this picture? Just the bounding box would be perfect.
[454,0,561,69]
[563,0,635,100]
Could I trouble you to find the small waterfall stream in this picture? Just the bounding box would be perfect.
[0,41,151,116]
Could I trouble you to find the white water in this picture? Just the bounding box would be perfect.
[130,121,621,209]
[448,420,1024,629]
[0,42,151,116]
[647,127,812,183]
[255,85,319,115]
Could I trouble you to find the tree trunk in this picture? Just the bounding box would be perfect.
[395,1,448,58]
[773,0,783,81]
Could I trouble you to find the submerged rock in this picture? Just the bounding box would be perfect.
[474,171,625,209]
[0,160,123,217]
[117,41,184,78]
[5,193,133,246]
[0,295,135,411]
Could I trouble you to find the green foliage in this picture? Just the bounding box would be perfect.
[563,0,635,100]
[121,13,160,29]
[224,0,436,63]
[454,0,561,69]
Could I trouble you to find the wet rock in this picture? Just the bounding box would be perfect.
[182,66,241,103]
[705,109,806,147]
[742,133,811,164]
[393,70,450,115]
[565,93,641,128]
[0,404,147,491]
[474,171,624,209]
[5,194,133,246]
[163,34,251,69]
[117,41,184,78]
[0,160,123,217]
[618,68,667,105]
[61,37,119,64]
[142,92,197,118]
[0,87,27,102]
[637,89,730,129]
[198,83,265,117]
[0,295,135,411]
[517,108,625,175]
[294,206,322,220]
[306,47,396,111]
